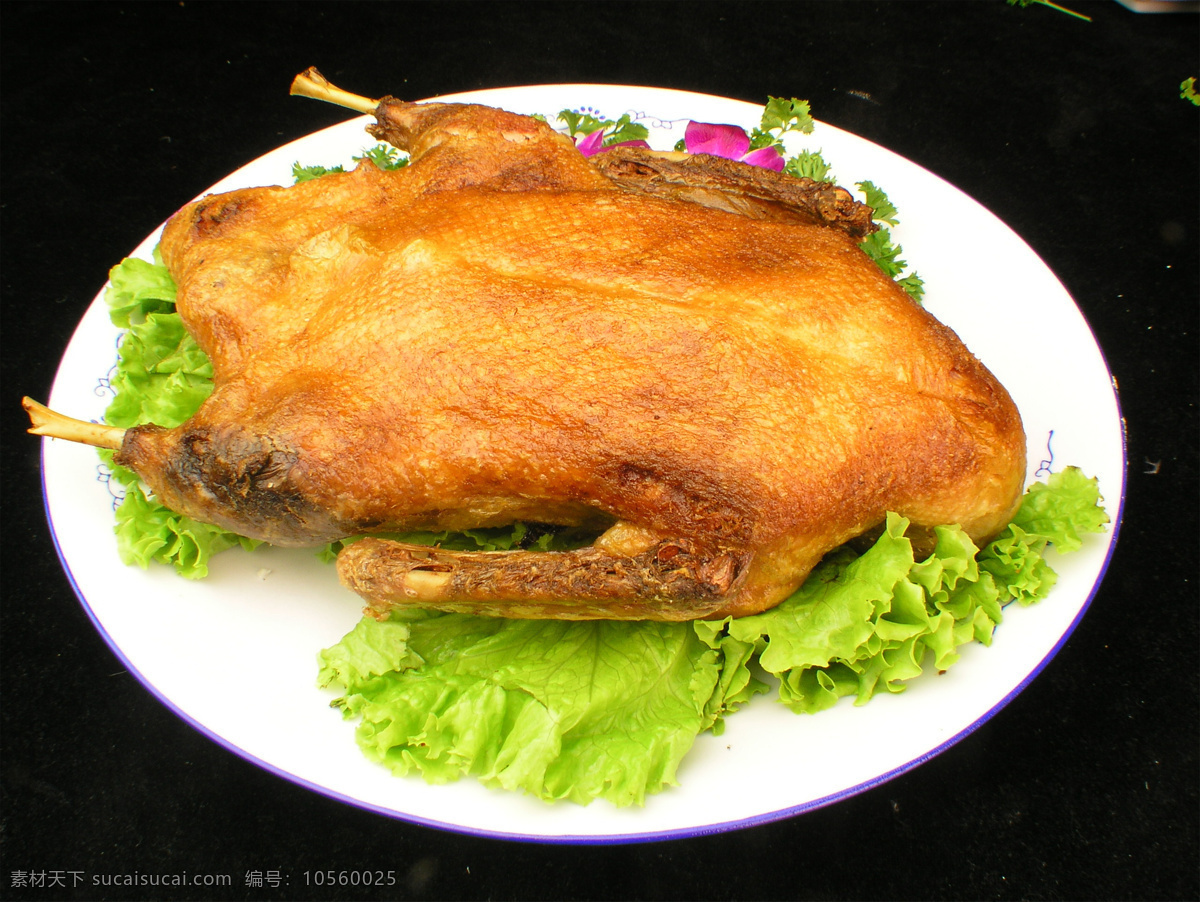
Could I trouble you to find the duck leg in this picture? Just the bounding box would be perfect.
[336,532,748,622]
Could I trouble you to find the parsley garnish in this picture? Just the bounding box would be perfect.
[856,181,899,227]
[750,97,815,151]
[855,182,925,303]
[292,143,408,183]
[1182,77,1200,107]
[557,109,650,146]
[355,144,409,171]
[858,230,925,304]
[292,161,345,183]
[784,150,832,182]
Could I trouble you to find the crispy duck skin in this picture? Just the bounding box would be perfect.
[30,70,1026,621]
[590,147,879,239]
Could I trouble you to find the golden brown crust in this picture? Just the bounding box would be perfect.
[134,98,1026,620]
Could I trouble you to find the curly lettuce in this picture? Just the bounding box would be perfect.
[712,467,1107,716]
[319,469,1106,805]
[99,254,258,579]
[318,614,763,807]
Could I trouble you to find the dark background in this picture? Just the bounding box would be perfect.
[2,2,1197,900]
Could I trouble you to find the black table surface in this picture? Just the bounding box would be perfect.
[2,2,1197,900]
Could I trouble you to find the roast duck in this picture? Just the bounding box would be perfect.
[26,69,1026,621]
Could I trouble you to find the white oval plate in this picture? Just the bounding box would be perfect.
[39,84,1125,843]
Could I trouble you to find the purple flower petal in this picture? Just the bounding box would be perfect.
[740,145,786,172]
[684,121,751,160]
[597,139,651,153]
[575,129,606,156]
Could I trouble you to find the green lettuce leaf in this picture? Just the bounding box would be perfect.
[1009,465,1110,553]
[704,469,1107,716]
[100,254,259,577]
[319,469,1107,803]
[105,249,178,328]
[978,466,1108,605]
[318,613,767,807]
[103,478,259,579]
[718,513,979,714]
[104,312,213,429]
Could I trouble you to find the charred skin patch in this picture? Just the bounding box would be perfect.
[189,197,251,239]
[115,424,339,546]
[172,428,322,543]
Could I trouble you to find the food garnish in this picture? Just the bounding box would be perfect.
[24,73,1109,804]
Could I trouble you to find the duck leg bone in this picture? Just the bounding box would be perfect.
[337,535,748,622]
[23,397,125,450]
